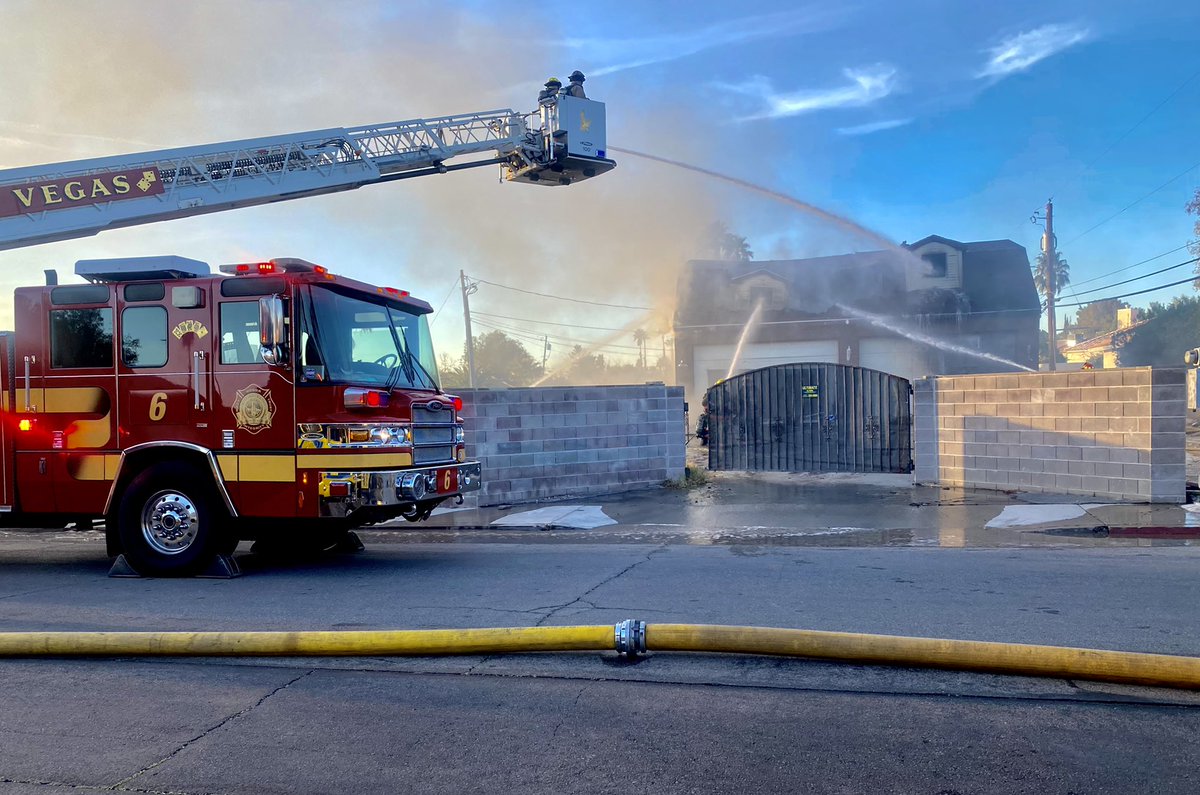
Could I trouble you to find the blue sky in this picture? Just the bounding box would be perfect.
[0,0,1198,357]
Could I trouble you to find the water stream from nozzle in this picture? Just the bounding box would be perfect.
[609,146,926,267]
[725,298,765,380]
[836,303,1035,373]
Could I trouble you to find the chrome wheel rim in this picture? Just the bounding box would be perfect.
[141,490,199,555]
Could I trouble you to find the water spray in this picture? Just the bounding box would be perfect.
[837,303,1035,373]
[726,298,765,380]
[609,146,928,268]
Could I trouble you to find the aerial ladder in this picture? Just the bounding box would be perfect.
[0,94,614,251]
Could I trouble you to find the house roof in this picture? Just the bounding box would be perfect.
[676,236,1039,323]
[1064,320,1150,353]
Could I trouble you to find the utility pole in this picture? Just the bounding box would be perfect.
[541,335,551,372]
[1033,199,1058,371]
[459,269,477,388]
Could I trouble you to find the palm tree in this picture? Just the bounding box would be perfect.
[632,328,648,369]
[1034,248,1070,368]
[1033,250,1070,301]
[702,221,754,261]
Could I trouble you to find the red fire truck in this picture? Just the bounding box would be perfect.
[0,91,614,575]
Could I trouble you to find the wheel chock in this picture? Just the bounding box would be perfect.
[333,531,366,554]
[107,554,141,578]
[196,554,241,579]
[107,553,242,579]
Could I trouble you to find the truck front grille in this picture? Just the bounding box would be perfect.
[412,404,453,424]
[414,445,455,465]
[411,401,457,465]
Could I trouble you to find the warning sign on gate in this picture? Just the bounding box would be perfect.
[802,385,819,398]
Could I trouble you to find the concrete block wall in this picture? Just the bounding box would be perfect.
[914,368,1185,502]
[457,384,687,507]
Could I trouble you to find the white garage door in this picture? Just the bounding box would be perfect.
[859,338,927,381]
[693,340,838,398]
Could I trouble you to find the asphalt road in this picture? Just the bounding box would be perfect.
[2,528,1199,793]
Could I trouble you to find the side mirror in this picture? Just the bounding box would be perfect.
[259,295,288,366]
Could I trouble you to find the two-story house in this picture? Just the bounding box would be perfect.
[673,235,1040,402]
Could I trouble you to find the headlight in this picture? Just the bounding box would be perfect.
[370,427,392,444]
[455,425,466,444]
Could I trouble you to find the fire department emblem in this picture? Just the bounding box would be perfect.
[232,385,275,434]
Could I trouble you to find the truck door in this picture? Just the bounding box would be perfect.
[116,281,211,453]
[210,277,297,516]
[37,284,119,515]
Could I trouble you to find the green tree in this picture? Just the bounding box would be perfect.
[1038,329,1065,365]
[438,352,469,389]
[1073,299,1128,336]
[1117,295,1200,366]
[471,330,541,387]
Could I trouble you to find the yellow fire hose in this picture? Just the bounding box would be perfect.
[1,621,1198,690]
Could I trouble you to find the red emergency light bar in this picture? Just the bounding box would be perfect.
[380,287,411,297]
[218,258,329,277]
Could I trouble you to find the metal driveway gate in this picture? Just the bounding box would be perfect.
[706,363,912,473]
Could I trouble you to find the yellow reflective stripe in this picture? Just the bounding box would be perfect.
[66,454,122,481]
[216,454,238,482]
[237,455,296,482]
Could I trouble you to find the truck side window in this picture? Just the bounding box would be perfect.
[50,308,114,369]
[220,301,261,365]
[121,306,168,368]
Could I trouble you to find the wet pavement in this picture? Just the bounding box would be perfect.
[412,470,1200,549]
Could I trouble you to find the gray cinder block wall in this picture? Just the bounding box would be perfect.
[914,368,1185,502]
[457,384,687,507]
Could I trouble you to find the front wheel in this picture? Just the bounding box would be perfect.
[115,463,233,576]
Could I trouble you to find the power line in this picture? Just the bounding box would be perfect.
[1056,270,1199,308]
[1067,257,1199,299]
[1081,66,1200,171]
[473,277,655,311]
[472,310,634,332]
[428,278,458,326]
[1069,242,1196,287]
[1065,158,1200,245]
[472,317,644,354]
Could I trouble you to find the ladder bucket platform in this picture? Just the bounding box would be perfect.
[505,96,615,187]
[507,154,617,186]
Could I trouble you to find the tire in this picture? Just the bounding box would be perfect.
[115,462,233,577]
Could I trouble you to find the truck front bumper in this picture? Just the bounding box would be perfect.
[317,462,482,518]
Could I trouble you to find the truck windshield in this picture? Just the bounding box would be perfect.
[304,286,439,390]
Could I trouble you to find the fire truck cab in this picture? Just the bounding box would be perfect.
[0,256,480,575]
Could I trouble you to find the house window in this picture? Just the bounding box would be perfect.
[921,252,948,278]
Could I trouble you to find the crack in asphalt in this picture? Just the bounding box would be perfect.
[550,682,594,741]
[0,776,208,794]
[534,545,668,627]
[110,670,314,790]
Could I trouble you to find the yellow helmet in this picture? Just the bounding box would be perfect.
[545,77,562,87]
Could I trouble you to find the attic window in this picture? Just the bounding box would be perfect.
[921,252,948,278]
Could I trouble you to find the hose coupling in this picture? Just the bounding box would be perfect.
[614,619,647,656]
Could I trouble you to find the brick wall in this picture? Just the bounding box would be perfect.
[914,368,1185,502]
[457,384,687,507]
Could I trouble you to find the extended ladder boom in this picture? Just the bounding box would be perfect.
[0,96,613,251]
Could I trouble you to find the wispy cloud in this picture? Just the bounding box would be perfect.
[976,22,1090,79]
[562,9,841,77]
[836,118,913,136]
[716,65,898,122]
